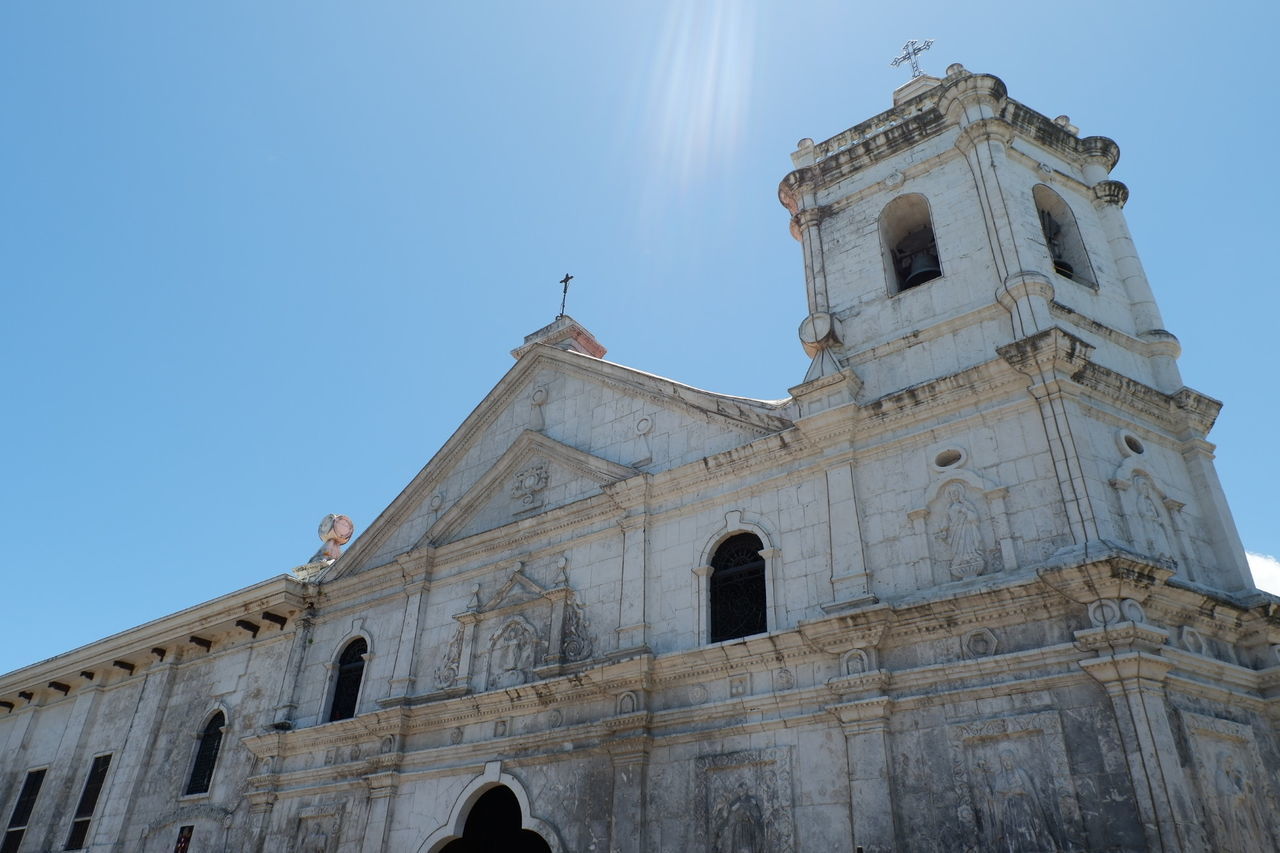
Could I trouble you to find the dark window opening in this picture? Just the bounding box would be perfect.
[65,754,111,850]
[328,638,367,722]
[173,825,194,853]
[184,712,225,795]
[440,786,551,853]
[1,768,47,853]
[709,532,767,642]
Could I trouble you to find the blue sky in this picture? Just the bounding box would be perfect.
[2,1,1276,675]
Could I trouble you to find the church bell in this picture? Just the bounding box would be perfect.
[902,247,942,288]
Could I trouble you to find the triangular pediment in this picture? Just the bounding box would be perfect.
[426,430,637,546]
[481,566,548,612]
[327,346,793,580]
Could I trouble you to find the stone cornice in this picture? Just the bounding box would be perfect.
[0,574,306,705]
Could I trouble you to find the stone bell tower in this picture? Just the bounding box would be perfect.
[779,63,1254,594]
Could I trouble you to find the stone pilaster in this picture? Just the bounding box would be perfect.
[829,696,895,853]
[606,722,651,853]
[246,790,277,853]
[90,659,180,849]
[21,685,102,851]
[272,606,316,728]
[1078,626,1205,852]
[999,328,1103,546]
[1177,437,1253,590]
[361,771,400,853]
[605,476,652,653]
[825,462,873,607]
[387,549,433,699]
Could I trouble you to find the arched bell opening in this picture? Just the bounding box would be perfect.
[439,786,551,853]
[1033,184,1096,286]
[880,193,943,294]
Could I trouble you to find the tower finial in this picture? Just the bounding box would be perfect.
[890,39,935,79]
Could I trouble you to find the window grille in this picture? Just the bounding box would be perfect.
[709,533,767,642]
[184,712,225,795]
[65,754,111,850]
[328,638,367,722]
[1,768,46,853]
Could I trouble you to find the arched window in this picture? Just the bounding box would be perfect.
[184,712,225,796]
[879,194,942,293]
[709,533,767,642]
[328,638,367,722]
[1033,184,1096,286]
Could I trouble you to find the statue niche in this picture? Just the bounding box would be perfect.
[1129,473,1180,563]
[486,616,541,689]
[926,481,997,581]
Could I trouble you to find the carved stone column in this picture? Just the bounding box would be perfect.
[1077,625,1205,852]
[829,696,896,853]
[452,609,480,691]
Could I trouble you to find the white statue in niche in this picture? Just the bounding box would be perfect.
[487,619,538,689]
[936,484,986,578]
[711,782,766,853]
[979,750,1059,852]
[1133,475,1176,561]
[1209,750,1272,850]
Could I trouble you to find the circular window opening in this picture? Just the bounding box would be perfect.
[1123,434,1145,455]
[935,449,963,468]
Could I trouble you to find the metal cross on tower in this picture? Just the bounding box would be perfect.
[558,273,574,317]
[890,39,935,79]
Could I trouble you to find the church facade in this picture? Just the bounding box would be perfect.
[2,65,1278,853]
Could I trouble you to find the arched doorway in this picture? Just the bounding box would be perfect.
[439,786,551,853]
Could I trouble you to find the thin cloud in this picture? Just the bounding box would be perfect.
[1246,552,1280,595]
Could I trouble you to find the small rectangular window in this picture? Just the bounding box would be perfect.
[65,754,111,850]
[2,768,47,853]
[173,825,194,853]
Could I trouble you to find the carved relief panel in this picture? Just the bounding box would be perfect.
[432,558,597,694]
[947,711,1082,852]
[694,747,794,853]
[487,616,541,689]
[1181,712,1279,851]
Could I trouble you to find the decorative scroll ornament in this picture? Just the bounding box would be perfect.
[511,462,549,509]
[560,597,593,662]
[434,623,464,689]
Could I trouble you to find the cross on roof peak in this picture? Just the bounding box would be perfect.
[890,39,935,79]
